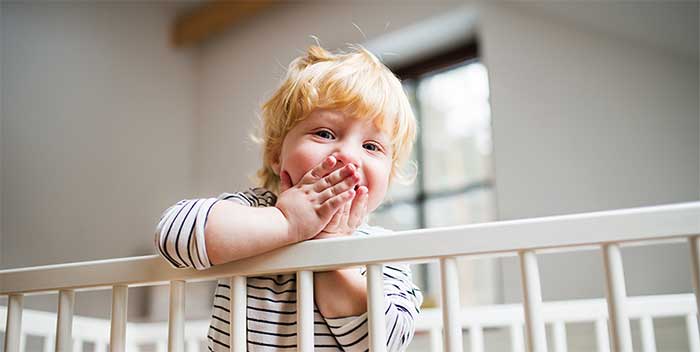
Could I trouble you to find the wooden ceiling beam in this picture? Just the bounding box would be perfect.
[172,0,274,48]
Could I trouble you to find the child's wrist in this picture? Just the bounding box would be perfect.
[271,205,298,244]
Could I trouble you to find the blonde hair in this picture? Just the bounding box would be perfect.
[256,44,417,193]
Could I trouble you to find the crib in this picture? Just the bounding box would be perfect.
[1,201,699,352]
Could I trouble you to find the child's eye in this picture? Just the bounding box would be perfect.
[314,130,335,139]
[363,142,381,152]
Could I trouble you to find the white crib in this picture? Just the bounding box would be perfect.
[1,202,699,352]
[1,293,698,352]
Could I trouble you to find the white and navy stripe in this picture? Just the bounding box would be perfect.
[155,188,423,351]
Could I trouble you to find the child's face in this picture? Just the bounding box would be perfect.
[273,109,393,213]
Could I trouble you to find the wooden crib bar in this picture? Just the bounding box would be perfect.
[439,256,463,352]
[168,281,185,352]
[602,243,632,352]
[296,270,314,352]
[230,276,247,351]
[56,289,75,352]
[367,264,386,352]
[520,250,547,352]
[109,285,128,352]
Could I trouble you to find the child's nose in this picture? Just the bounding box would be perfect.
[333,149,361,169]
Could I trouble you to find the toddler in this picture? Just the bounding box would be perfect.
[155,44,423,351]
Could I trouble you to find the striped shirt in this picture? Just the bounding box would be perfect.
[154,187,423,351]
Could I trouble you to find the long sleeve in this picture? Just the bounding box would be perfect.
[153,188,277,271]
[323,263,423,352]
[154,197,218,270]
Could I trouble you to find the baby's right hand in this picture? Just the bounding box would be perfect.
[275,156,360,243]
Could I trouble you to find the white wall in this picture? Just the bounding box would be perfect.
[1,1,198,318]
[1,1,197,268]
[477,2,699,302]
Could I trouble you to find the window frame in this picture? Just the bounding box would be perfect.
[376,40,493,226]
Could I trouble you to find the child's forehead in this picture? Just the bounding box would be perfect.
[308,109,345,122]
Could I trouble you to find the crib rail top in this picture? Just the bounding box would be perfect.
[1,201,699,295]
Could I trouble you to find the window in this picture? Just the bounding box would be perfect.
[371,42,499,307]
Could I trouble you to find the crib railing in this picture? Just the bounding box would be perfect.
[1,201,699,352]
[1,293,698,352]
[416,293,699,352]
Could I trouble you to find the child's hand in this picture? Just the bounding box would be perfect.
[314,185,369,240]
[275,156,360,243]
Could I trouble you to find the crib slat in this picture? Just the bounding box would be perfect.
[594,319,610,352]
[519,250,547,352]
[127,342,140,352]
[109,285,128,352]
[470,325,484,352]
[73,339,83,352]
[429,327,443,352]
[186,339,199,352]
[44,335,54,352]
[4,293,24,352]
[156,341,167,352]
[56,289,75,352]
[552,321,567,352]
[19,334,27,352]
[440,257,464,352]
[296,270,314,352]
[640,316,656,352]
[687,314,700,352]
[230,276,247,351]
[168,280,186,352]
[95,341,107,352]
[367,264,387,352]
[689,236,700,330]
[602,244,632,352]
[510,324,525,352]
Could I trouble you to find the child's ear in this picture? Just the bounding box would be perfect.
[271,159,281,175]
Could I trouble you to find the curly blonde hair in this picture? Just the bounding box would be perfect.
[256,44,417,194]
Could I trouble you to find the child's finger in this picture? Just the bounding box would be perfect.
[313,164,356,193]
[317,171,359,203]
[339,198,351,228]
[317,188,355,220]
[301,156,336,184]
[348,186,368,227]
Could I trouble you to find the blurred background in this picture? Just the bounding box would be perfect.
[0,0,698,351]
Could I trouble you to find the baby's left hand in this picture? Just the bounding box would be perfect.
[314,185,369,239]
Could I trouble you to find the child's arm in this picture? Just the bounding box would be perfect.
[204,202,293,265]
[314,268,367,317]
[309,187,371,318]
[320,263,424,352]
[154,155,359,269]
[308,197,423,351]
